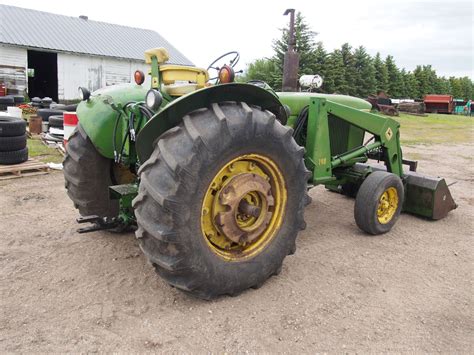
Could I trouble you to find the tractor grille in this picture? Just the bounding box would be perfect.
[328,114,351,156]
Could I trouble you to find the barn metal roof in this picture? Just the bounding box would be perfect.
[0,4,194,65]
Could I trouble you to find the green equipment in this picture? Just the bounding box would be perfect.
[64,48,456,299]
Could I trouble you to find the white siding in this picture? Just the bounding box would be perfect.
[105,61,131,86]
[0,44,27,94]
[58,53,150,101]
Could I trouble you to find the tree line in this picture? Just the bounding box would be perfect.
[239,13,473,100]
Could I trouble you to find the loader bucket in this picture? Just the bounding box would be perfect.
[403,172,457,220]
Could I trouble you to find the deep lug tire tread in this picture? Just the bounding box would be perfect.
[354,171,404,235]
[0,147,28,165]
[133,102,309,300]
[0,116,27,137]
[63,124,119,217]
[48,115,64,128]
[0,134,27,152]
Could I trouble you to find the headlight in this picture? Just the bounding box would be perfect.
[146,89,163,111]
[78,87,91,101]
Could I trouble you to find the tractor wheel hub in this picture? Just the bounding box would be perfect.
[215,173,274,244]
[201,154,286,260]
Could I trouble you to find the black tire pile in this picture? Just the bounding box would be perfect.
[31,97,53,109]
[0,115,28,165]
[47,114,64,142]
[35,103,77,143]
[30,96,77,111]
[0,95,25,111]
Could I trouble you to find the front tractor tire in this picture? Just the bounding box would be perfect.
[63,124,119,218]
[354,171,404,235]
[133,102,310,299]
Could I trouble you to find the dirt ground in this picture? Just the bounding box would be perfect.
[0,143,472,353]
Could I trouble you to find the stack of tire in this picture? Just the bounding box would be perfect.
[48,115,64,141]
[0,95,25,111]
[31,97,55,109]
[37,108,66,123]
[0,115,28,165]
[31,97,42,108]
[37,104,77,142]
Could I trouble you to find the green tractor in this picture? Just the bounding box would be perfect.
[64,48,456,299]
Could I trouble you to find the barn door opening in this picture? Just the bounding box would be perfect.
[27,50,58,102]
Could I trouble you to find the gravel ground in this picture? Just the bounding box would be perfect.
[0,143,472,353]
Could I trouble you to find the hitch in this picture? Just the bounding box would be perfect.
[75,184,138,234]
[76,215,120,234]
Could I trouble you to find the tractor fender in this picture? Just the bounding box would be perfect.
[136,83,287,162]
[76,83,148,159]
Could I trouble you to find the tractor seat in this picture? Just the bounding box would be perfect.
[144,47,209,96]
[159,65,209,96]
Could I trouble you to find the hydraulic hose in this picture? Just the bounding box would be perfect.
[112,111,121,162]
[293,105,309,146]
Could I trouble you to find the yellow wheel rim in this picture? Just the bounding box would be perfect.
[377,187,399,224]
[201,154,287,261]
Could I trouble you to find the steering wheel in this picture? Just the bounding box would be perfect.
[207,51,240,83]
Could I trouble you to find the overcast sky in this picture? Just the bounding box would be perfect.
[1,0,473,78]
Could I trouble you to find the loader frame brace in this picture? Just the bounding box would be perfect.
[305,98,403,184]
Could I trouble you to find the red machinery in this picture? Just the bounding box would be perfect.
[424,94,454,114]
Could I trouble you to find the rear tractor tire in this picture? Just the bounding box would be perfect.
[63,124,119,218]
[133,102,310,299]
[354,171,404,235]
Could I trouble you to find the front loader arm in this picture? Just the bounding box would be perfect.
[306,98,403,184]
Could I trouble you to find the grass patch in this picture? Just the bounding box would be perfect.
[27,138,64,164]
[394,113,473,145]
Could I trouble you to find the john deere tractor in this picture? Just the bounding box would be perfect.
[64,48,456,299]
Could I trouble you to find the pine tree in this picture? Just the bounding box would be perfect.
[324,49,347,94]
[340,43,358,96]
[272,12,319,89]
[385,55,402,98]
[449,77,462,98]
[399,68,408,98]
[239,31,473,99]
[459,77,473,99]
[404,71,419,99]
[353,46,376,97]
[312,42,327,81]
[373,52,388,94]
[425,65,438,94]
[434,76,450,94]
[414,65,431,97]
[239,58,279,87]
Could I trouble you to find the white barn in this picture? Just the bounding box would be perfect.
[0,5,193,102]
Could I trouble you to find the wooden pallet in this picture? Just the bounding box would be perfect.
[0,158,50,180]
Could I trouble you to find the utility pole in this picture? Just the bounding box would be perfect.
[282,9,299,92]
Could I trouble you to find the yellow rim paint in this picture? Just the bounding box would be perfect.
[377,187,399,224]
[200,154,287,261]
